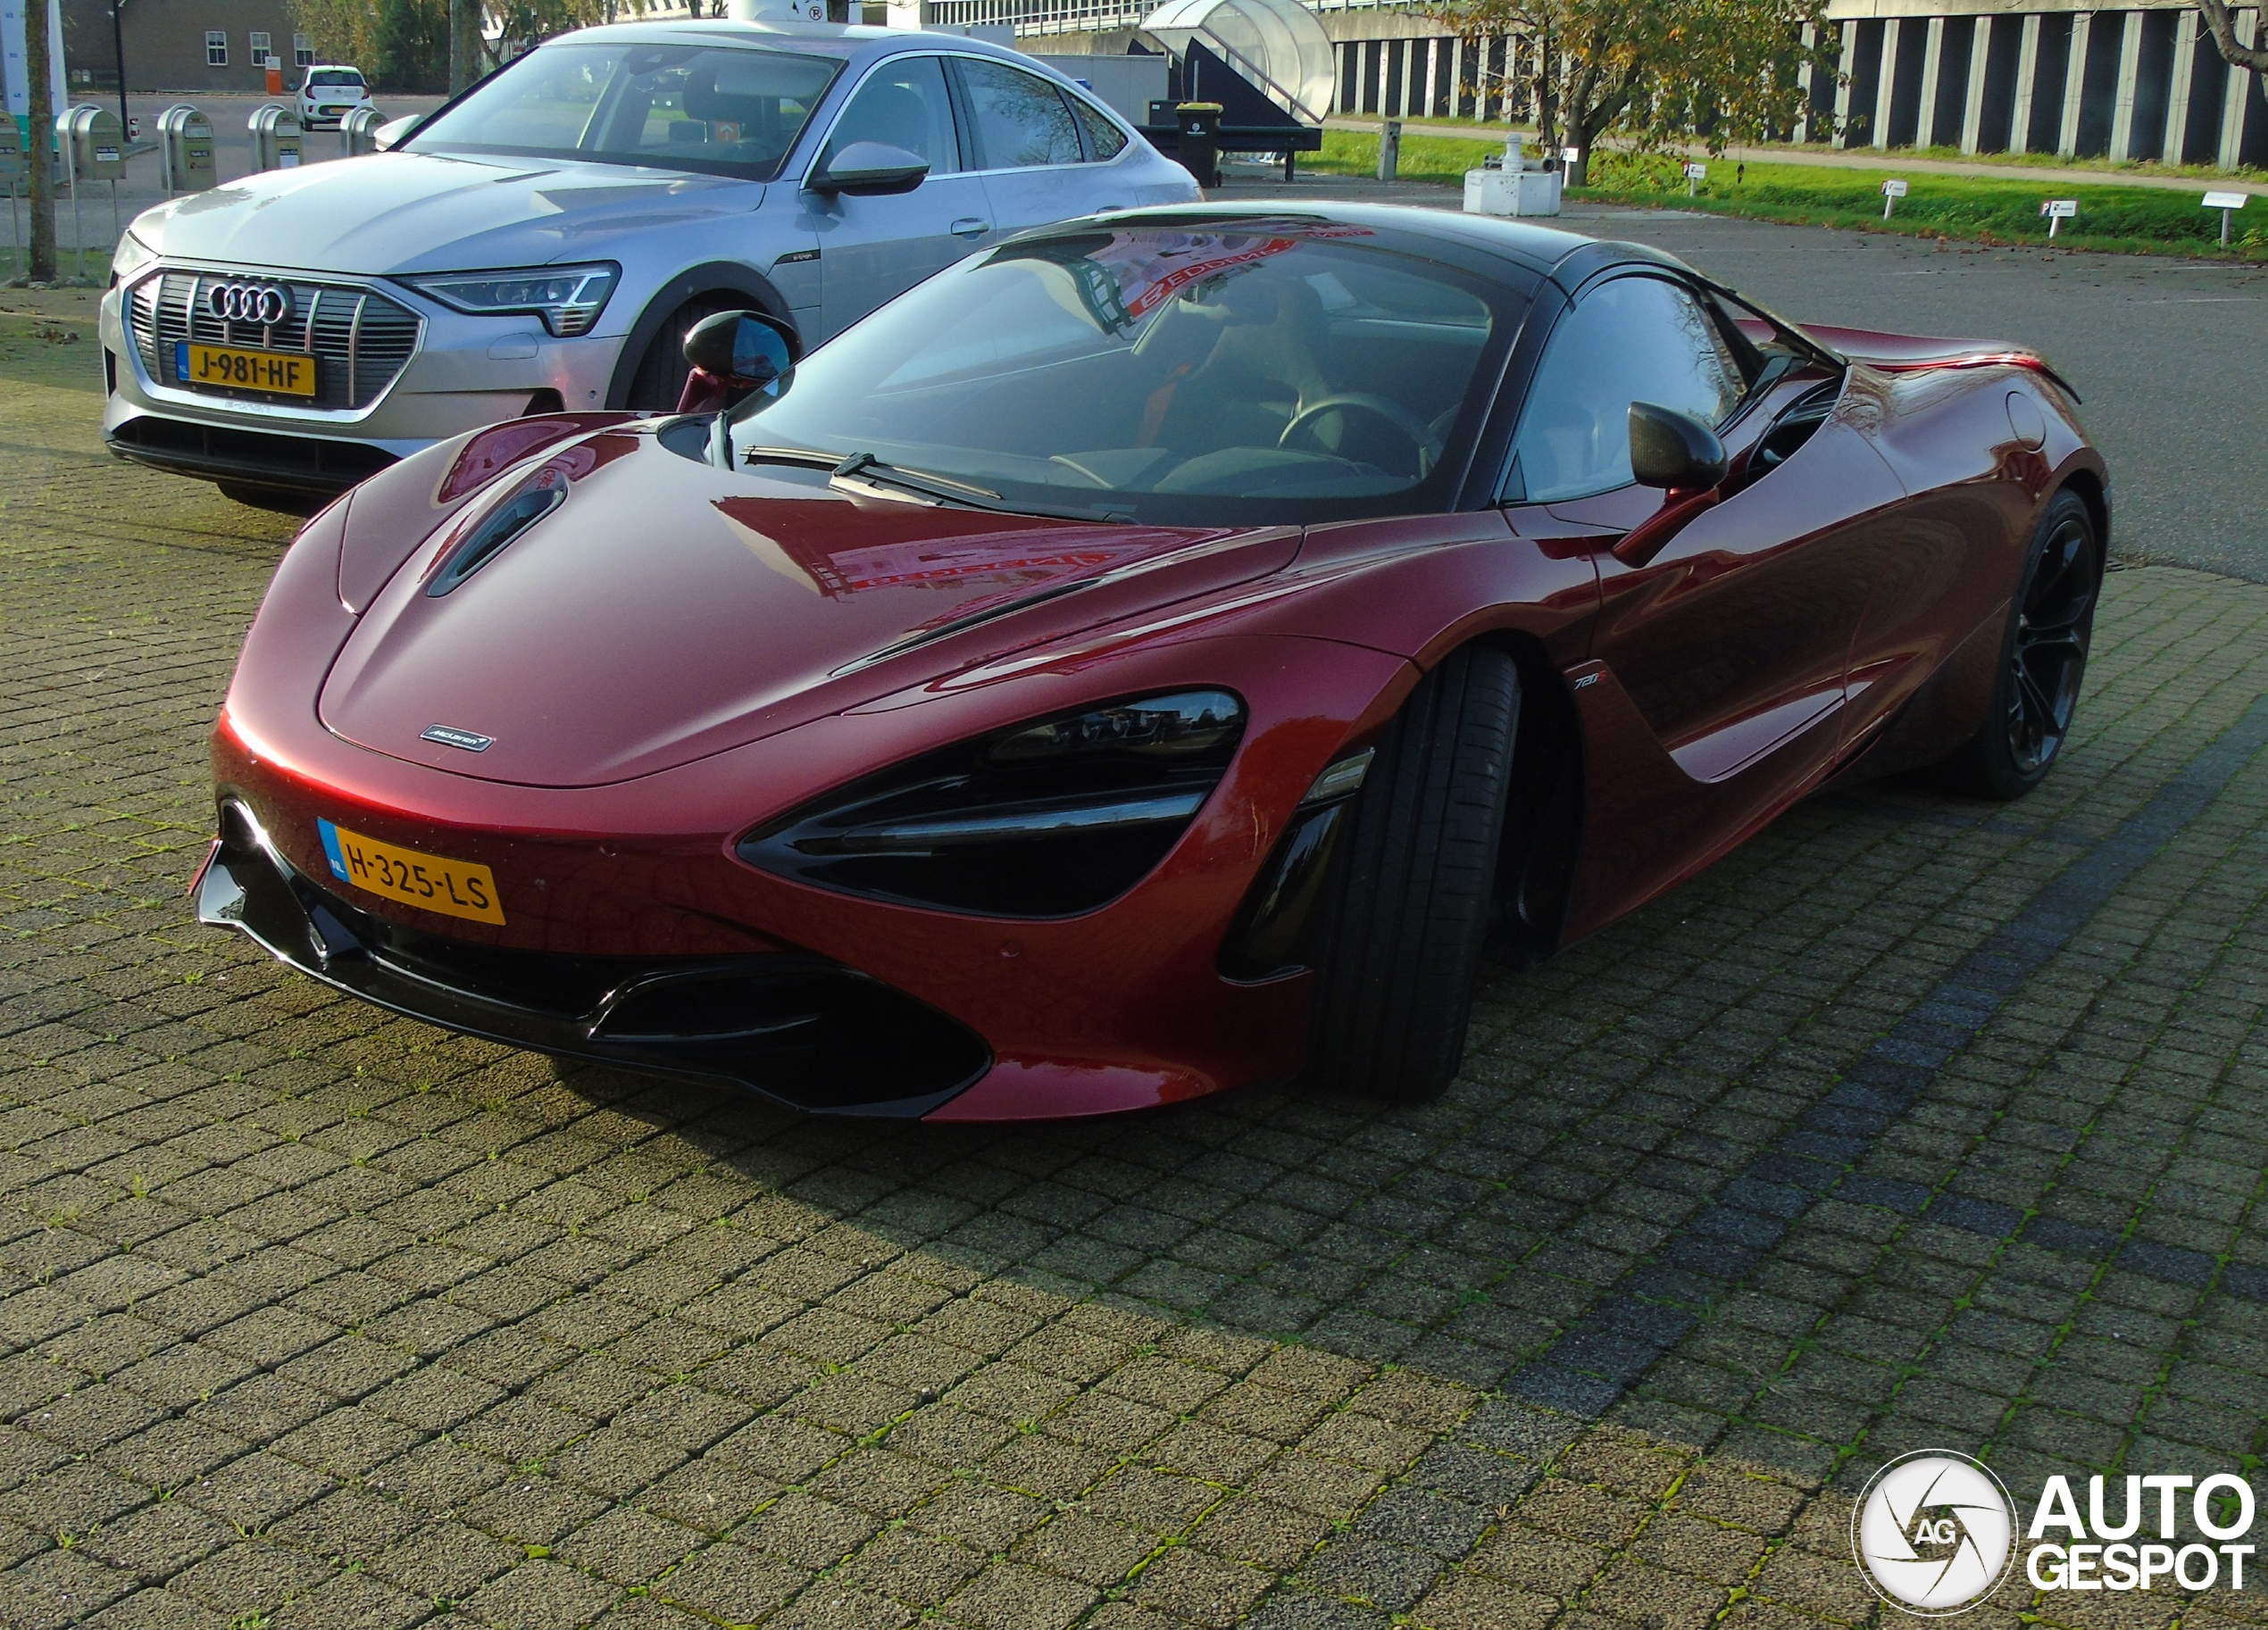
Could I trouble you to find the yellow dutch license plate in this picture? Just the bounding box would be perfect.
[176,340,317,397]
[317,819,505,926]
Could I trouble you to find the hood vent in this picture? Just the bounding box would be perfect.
[428,482,565,596]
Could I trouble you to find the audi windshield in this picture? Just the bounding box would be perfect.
[730,224,1517,526]
[404,41,842,183]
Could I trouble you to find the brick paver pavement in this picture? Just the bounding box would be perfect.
[4,292,2268,1630]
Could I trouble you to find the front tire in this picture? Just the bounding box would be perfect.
[622,295,758,412]
[1308,645,1521,1103]
[1938,488,2101,800]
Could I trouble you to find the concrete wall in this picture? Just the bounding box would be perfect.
[1814,5,2264,165]
[1287,1,2263,168]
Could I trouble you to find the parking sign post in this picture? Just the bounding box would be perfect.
[1683,161,1705,198]
[1881,177,1907,220]
[2202,190,2248,248]
[2040,198,2077,239]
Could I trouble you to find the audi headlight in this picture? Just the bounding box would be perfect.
[740,691,1246,919]
[110,226,158,283]
[397,262,619,337]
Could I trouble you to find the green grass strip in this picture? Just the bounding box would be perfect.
[1304,130,2268,261]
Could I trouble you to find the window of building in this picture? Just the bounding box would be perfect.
[294,32,313,66]
[249,29,271,63]
[205,30,228,66]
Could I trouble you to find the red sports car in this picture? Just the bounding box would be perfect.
[196,204,2107,1119]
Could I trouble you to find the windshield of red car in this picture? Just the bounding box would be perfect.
[730,226,1518,525]
[405,41,839,183]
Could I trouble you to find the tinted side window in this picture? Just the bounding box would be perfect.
[957,58,1083,169]
[1068,95,1128,160]
[1508,277,1749,503]
[823,54,959,174]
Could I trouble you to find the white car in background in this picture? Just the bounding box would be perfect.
[99,19,1197,510]
[296,65,371,129]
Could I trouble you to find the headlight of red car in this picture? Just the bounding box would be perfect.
[738,690,1245,919]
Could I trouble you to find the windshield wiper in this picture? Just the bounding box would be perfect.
[733,443,1125,523]
[830,451,1004,505]
[827,451,1126,523]
[732,444,988,501]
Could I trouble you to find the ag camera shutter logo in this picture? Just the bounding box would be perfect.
[1853,1451,2018,1615]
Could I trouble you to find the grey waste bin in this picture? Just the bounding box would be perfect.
[58,105,127,276]
[61,104,126,182]
[248,104,305,172]
[340,105,388,157]
[158,104,219,193]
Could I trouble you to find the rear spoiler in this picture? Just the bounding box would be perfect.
[1791,323,2081,403]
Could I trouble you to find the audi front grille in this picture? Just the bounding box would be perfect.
[129,270,422,412]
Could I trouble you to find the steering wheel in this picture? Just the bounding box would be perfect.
[1279,393,1443,478]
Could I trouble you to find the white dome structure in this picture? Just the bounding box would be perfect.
[1139,0,1334,125]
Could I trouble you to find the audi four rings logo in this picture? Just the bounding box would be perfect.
[207,281,294,325]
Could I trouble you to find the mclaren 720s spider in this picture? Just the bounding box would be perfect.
[196,204,2108,1119]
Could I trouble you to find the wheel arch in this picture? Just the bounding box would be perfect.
[2054,462,2112,569]
[604,263,804,411]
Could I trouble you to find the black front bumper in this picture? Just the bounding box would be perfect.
[196,805,990,1117]
[108,413,398,496]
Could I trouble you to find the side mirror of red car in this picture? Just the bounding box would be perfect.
[1628,401,1729,492]
[1613,402,1730,567]
[678,310,796,414]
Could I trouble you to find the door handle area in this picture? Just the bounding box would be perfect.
[950,217,991,237]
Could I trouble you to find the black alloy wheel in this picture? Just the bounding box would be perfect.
[1941,488,2101,800]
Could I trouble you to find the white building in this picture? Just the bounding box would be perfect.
[939,0,2265,170]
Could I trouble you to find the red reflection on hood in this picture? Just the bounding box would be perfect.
[715,496,1193,626]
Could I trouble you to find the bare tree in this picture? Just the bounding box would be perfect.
[25,0,57,281]
[2198,0,2268,75]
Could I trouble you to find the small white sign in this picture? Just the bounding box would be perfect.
[94,145,118,162]
[2041,199,2078,218]
[2202,190,2250,211]
[1563,147,1580,164]
[1683,162,1708,179]
[1880,178,1909,197]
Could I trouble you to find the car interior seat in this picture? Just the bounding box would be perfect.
[1153,271,1330,456]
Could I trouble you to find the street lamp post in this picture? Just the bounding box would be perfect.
[110,0,128,137]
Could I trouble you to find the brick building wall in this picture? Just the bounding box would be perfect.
[61,0,314,95]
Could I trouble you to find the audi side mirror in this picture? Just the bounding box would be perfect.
[371,113,419,152]
[807,141,930,196]
[1629,401,1730,492]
